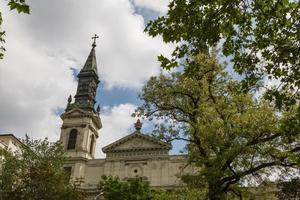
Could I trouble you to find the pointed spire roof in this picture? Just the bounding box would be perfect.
[65,35,100,113]
[81,46,98,74]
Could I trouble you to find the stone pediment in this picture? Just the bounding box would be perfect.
[60,108,102,129]
[61,108,88,118]
[102,132,171,153]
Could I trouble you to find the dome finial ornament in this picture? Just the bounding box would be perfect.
[96,105,101,113]
[92,34,99,48]
[134,119,142,132]
[68,95,72,104]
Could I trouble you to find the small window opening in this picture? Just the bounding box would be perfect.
[90,135,95,155]
[67,129,77,149]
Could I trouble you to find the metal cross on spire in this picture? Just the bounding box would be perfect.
[92,34,99,48]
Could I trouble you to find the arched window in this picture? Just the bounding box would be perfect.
[90,135,95,154]
[67,129,77,149]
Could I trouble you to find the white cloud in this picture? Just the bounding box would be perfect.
[132,0,170,13]
[0,37,76,141]
[96,103,137,158]
[0,0,172,142]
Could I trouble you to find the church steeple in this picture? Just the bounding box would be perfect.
[66,35,100,113]
[60,35,102,163]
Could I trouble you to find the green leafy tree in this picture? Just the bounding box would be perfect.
[146,0,300,108]
[0,136,85,200]
[98,175,152,200]
[135,54,300,200]
[153,188,207,200]
[276,178,300,200]
[0,0,30,58]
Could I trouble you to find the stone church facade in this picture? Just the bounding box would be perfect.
[59,40,191,196]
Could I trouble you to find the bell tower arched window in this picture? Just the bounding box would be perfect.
[67,129,77,149]
[90,135,95,154]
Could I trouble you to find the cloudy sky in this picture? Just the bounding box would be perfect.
[0,0,186,157]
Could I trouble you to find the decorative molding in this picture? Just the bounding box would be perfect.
[88,124,99,136]
[91,115,102,129]
[124,160,147,165]
[107,148,169,153]
[63,114,92,119]
[61,124,87,129]
[65,157,88,163]
[106,150,169,160]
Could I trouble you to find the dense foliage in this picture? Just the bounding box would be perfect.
[0,136,84,200]
[98,175,152,200]
[153,188,207,200]
[136,54,300,200]
[146,0,300,108]
[0,0,30,58]
[276,178,300,200]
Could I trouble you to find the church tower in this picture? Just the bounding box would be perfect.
[60,35,102,168]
